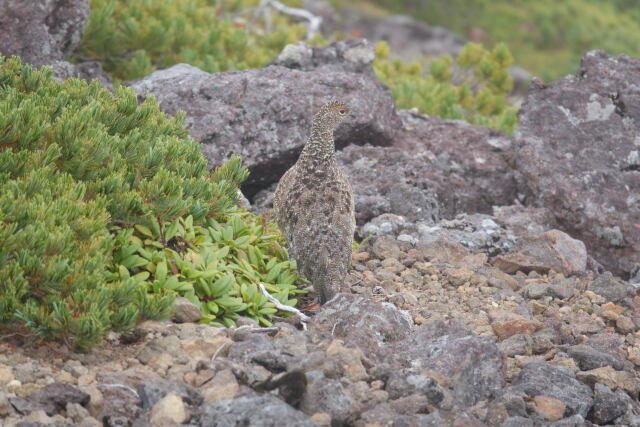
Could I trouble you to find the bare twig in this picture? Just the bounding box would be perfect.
[255,0,322,39]
[258,283,309,329]
[211,341,228,362]
[331,322,338,336]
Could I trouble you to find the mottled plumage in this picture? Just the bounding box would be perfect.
[273,100,356,304]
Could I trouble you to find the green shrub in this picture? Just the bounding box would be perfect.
[0,56,305,350]
[111,212,306,328]
[374,41,518,134]
[77,0,313,80]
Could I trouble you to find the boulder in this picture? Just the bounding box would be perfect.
[564,344,626,371]
[25,382,89,416]
[198,392,315,427]
[508,362,593,418]
[338,142,440,225]
[515,50,640,278]
[339,110,525,224]
[391,320,505,408]
[360,213,517,265]
[129,40,400,198]
[588,272,635,303]
[0,0,109,85]
[272,38,376,75]
[492,229,587,276]
[299,376,360,425]
[589,383,631,425]
[310,294,412,358]
[0,0,89,67]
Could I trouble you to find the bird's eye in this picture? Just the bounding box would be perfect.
[338,108,347,115]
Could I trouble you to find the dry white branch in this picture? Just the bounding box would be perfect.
[259,283,310,329]
[256,0,322,39]
[211,341,228,362]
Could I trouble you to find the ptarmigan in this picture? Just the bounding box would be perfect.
[273,100,355,304]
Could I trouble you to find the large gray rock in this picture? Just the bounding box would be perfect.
[199,392,315,426]
[129,40,400,197]
[23,382,89,416]
[360,213,517,263]
[0,0,89,66]
[338,142,441,225]
[564,344,626,371]
[272,38,376,75]
[589,383,632,425]
[0,0,113,86]
[391,321,505,408]
[515,50,640,278]
[310,294,412,358]
[299,375,360,425]
[588,272,635,303]
[137,380,202,410]
[339,110,524,224]
[492,229,587,276]
[228,333,294,373]
[508,362,593,418]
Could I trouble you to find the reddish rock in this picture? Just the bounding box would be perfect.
[489,311,539,340]
[533,395,566,421]
[492,229,587,276]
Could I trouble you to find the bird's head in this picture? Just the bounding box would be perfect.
[312,99,351,133]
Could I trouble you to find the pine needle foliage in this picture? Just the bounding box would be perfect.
[77,0,310,80]
[374,41,518,134]
[0,56,265,350]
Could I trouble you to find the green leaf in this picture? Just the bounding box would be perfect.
[221,225,234,242]
[214,246,230,259]
[156,261,168,283]
[118,265,131,280]
[231,214,245,235]
[210,274,233,296]
[161,276,180,290]
[135,224,154,238]
[176,282,194,293]
[215,296,244,309]
[132,271,150,282]
[207,301,219,314]
[165,220,180,241]
[233,235,250,247]
[266,261,284,282]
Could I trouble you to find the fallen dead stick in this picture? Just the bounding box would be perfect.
[258,283,310,328]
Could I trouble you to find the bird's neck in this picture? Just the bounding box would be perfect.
[299,124,336,167]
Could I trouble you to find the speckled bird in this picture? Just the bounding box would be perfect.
[273,100,355,304]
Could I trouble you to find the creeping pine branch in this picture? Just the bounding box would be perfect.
[255,0,322,39]
[258,283,309,329]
